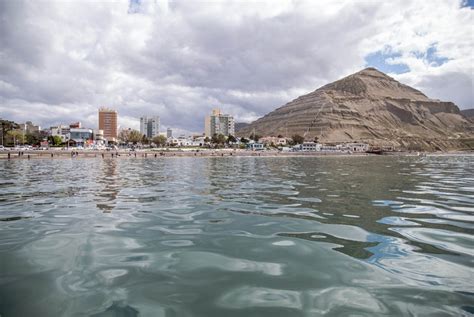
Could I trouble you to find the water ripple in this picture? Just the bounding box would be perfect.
[0,156,473,316]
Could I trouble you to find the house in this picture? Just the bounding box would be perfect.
[247,143,264,150]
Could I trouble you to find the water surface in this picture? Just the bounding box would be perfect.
[0,156,473,316]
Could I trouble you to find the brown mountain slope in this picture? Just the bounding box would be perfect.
[238,68,473,151]
[234,122,250,132]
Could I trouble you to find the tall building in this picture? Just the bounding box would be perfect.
[204,108,235,137]
[98,108,118,143]
[139,117,147,137]
[140,116,160,139]
[167,128,173,138]
[20,121,41,134]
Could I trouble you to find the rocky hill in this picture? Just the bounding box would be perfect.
[238,68,473,151]
[234,122,249,133]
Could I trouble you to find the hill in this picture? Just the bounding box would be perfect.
[234,122,249,133]
[237,68,472,151]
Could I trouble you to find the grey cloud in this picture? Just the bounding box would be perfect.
[129,3,375,91]
[417,71,473,109]
[0,0,472,134]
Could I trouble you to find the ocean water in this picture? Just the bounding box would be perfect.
[0,156,473,316]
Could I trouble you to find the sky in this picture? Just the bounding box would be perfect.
[0,0,473,134]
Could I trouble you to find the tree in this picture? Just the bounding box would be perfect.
[152,135,167,147]
[118,129,131,143]
[204,136,210,143]
[211,133,226,146]
[227,134,237,143]
[26,132,41,146]
[217,134,226,145]
[48,135,63,146]
[7,130,25,146]
[240,137,249,144]
[141,134,149,145]
[313,136,319,143]
[0,119,19,146]
[129,130,143,144]
[277,134,283,138]
[291,134,305,145]
[119,129,142,144]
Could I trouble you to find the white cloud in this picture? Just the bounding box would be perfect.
[0,0,472,134]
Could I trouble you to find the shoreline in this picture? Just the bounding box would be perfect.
[1,149,473,160]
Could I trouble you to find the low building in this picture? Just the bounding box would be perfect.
[94,129,105,145]
[319,145,339,152]
[342,143,369,152]
[301,142,320,151]
[69,128,93,146]
[260,136,288,146]
[247,143,264,150]
[50,125,70,142]
[193,136,206,146]
[291,142,369,153]
[178,136,202,147]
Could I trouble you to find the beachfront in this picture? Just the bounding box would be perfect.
[0,148,377,160]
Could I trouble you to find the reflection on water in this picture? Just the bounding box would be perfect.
[95,159,120,213]
[0,156,473,316]
[91,301,139,317]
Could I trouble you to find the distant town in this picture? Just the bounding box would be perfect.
[0,107,371,154]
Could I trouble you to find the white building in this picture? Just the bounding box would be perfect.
[260,136,288,146]
[342,143,369,152]
[204,109,235,137]
[320,145,340,152]
[94,129,105,144]
[50,125,70,142]
[301,142,321,151]
[140,116,160,139]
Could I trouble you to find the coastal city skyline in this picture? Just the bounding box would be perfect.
[0,1,472,134]
[0,106,239,147]
[1,65,472,151]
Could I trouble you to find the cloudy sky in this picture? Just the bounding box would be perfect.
[1,0,473,134]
